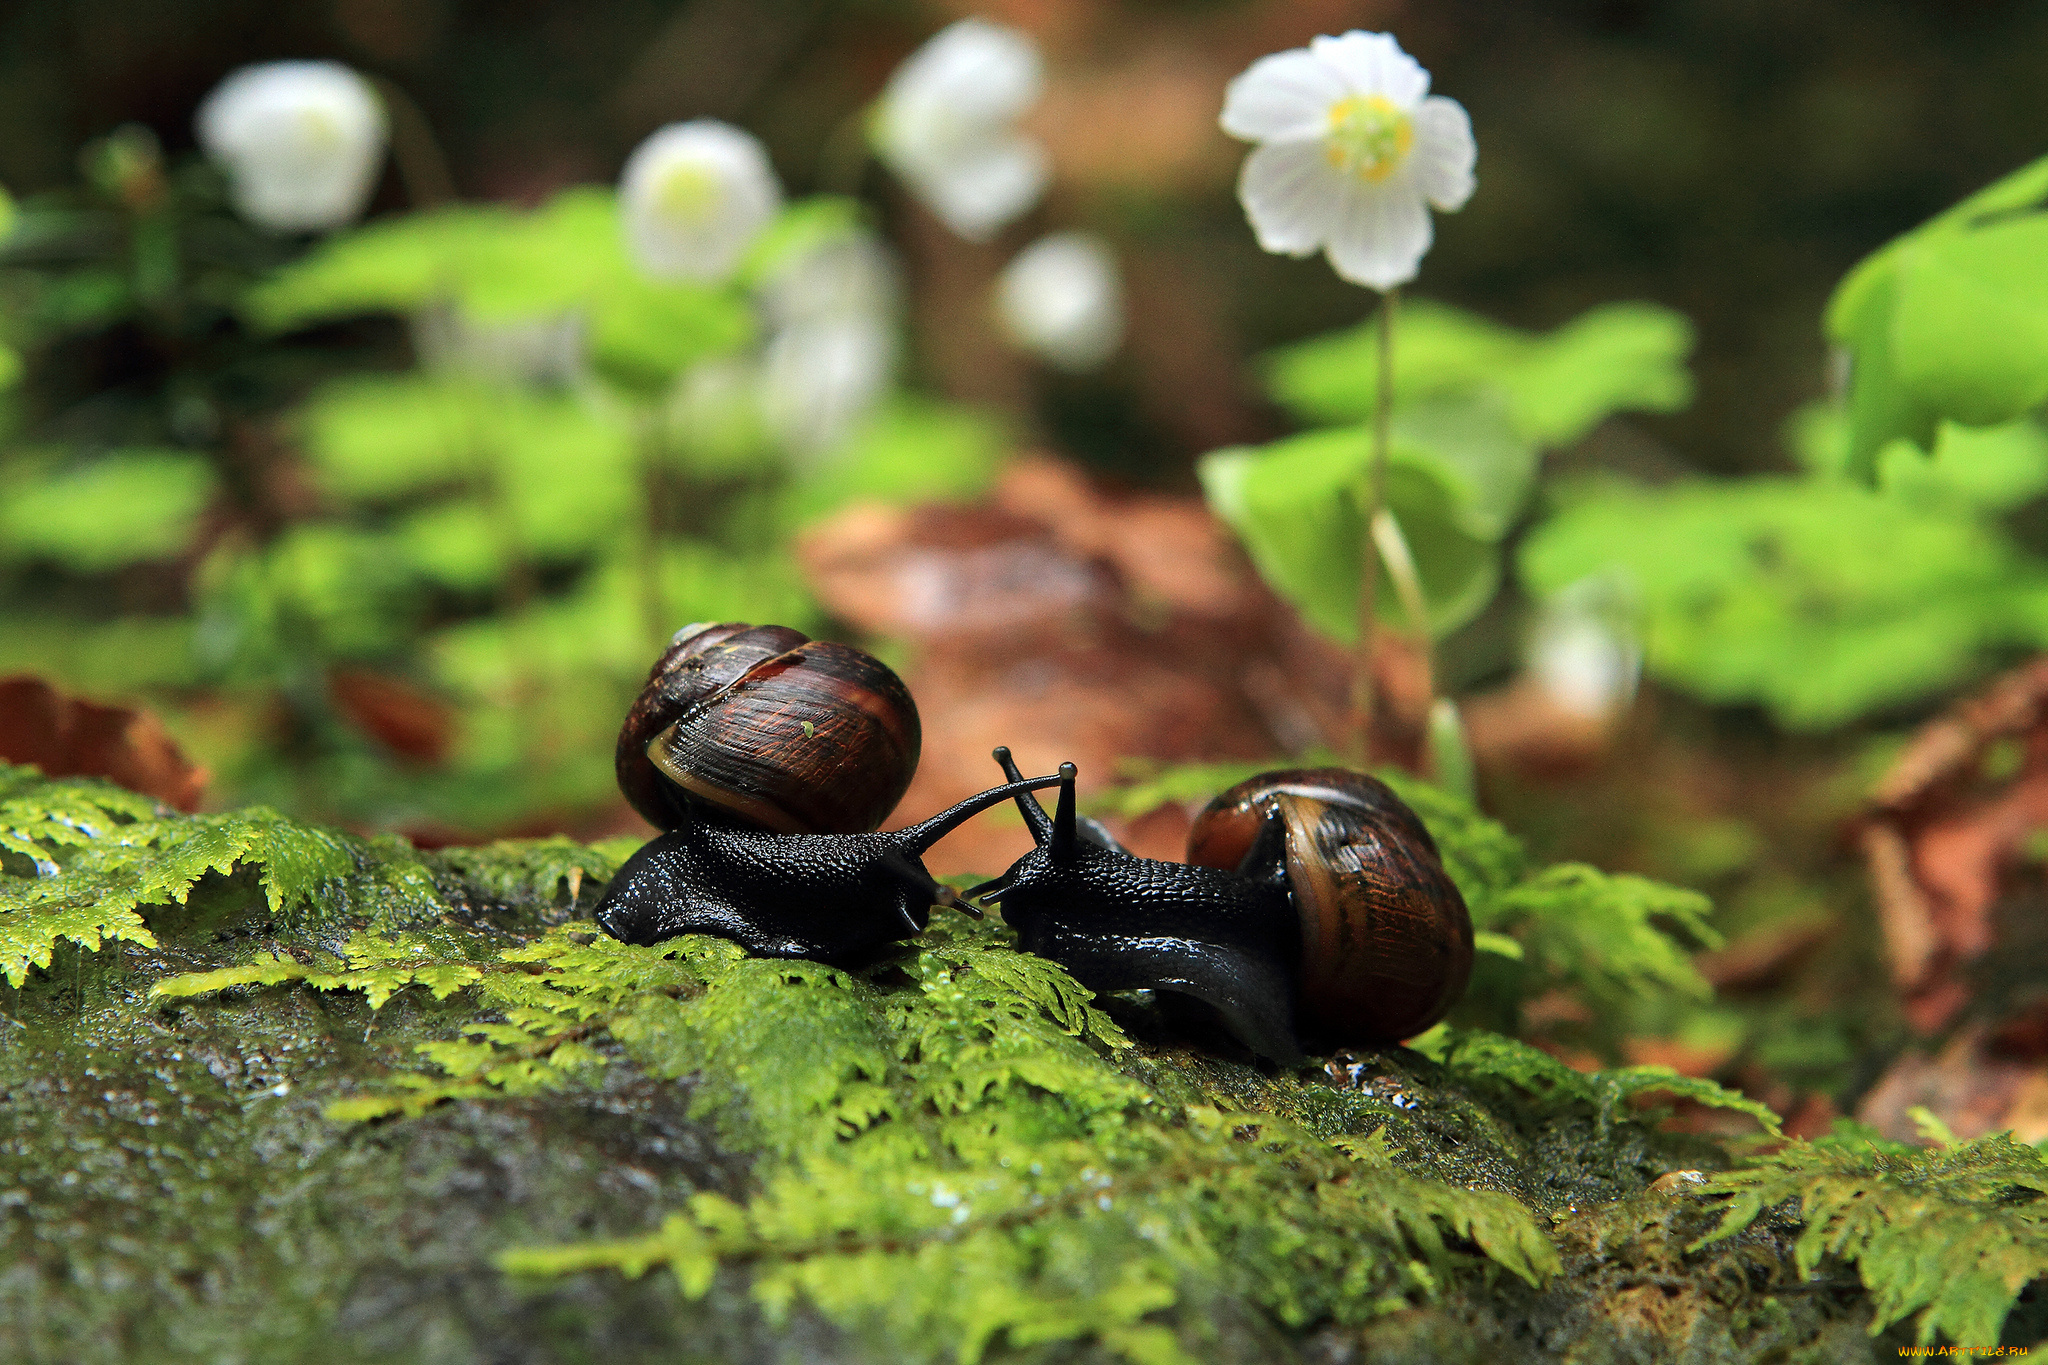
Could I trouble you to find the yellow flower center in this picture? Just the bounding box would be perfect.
[293,108,346,153]
[654,162,721,223]
[1324,95,1414,183]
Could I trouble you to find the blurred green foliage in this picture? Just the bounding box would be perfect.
[0,152,1001,830]
[1522,154,2048,728]
[1201,300,1695,643]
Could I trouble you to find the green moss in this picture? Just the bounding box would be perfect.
[1699,1120,2048,1347]
[0,760,2039,1360]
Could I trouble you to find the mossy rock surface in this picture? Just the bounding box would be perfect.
[0,764,2035,1362]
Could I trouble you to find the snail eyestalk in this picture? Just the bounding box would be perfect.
[981,760,1472,1062]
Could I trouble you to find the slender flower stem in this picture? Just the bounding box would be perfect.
[1348,288,1398,763]
[639,415,670,656]
[366,75,456,207]
[1369,508,1433,701]
[1372,507,1473,797]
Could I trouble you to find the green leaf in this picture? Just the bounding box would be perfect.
[1827,152,2048,347]
[1521,474,2048,727]
[1200,426,1497,643]
[1432,1029,1777,1134]
[1826,153,2048,476]
[245,206,506,331]
[1888,217,2048,426]
[1388,396,1540,540]
[150,934,484,1011]
[586,274,753,393]
[738,195,867,288]
[780,395,1006,527]
[0,615,198,692]
[304,373,638,570]
[191,524,414,674]
[0,449,215,571]
[302,374,490,500]
[247,191,754,390]
[148,959,312,1000]
[1263,301,1519,426]
[1262,299,1694,448]
[1877,419,2048,513]
[393,500,507,591]
[1498,304,1697,447]
[0,767,376,986]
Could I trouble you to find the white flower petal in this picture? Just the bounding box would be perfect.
[1410,96,1477,210]
[761,231,898,332]
[196,61,387,233]
[762,318,894,457]
[1532,615,1639,718]
[1219,49,1350,142]
[875,19,1048,241]
[413,303,584,385]
[884,19,1042,134]
[1322,178,1431,289]
[620,120,783,282]
[1237,138,1344,256]
[995,231,1123,371]
[911,135,1049,242]
[1309,32,1430,107]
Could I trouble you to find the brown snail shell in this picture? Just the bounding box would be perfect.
[1185,767,1473,1044]
[616,622,921,836]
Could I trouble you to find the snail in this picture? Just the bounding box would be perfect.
[595,623,1063,965]
[968,752,1472,1063]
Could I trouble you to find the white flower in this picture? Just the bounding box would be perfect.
[411,302,584,386]
[620,121,782,283]
[759,232,898,333]
[196,62,388,233]
[757,232,899,455]
[995,232,1122,371]
[1220,31,1475,290]
[1528,578,1640,718]
[761,320,894,458]
[874,19,1048,241]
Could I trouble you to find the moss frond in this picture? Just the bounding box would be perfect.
[1699,1122,2048,1347]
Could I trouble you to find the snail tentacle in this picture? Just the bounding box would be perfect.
[980,758,1471,1062]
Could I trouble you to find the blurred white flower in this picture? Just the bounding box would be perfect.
[620,120,782,283]
[196,61,388,233]
[874,18,1048,241]
[757,232,899,456]
[1528,578,1641,719]
[761,320,894,458]
[995,231,1123,371]
[412,303,584,386]
[759,232,898,332]
[1220,31,1474,290]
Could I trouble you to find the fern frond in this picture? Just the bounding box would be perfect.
[1699,1126,2048,1346]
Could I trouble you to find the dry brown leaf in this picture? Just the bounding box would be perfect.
[800,455,1390,876]
[1860,657,2048,1032]
[327,667,456,764]
[1856,1028,2048,1145]
[0,674,207,811]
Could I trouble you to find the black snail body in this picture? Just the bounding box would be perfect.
[970,752,1473,1064]
[596,623,1062,965]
